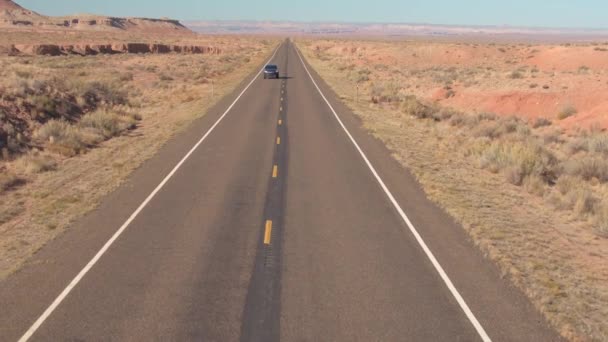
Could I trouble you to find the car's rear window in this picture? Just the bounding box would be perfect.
[265,65,278,70]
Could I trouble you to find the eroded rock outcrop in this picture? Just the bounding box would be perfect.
[3,43,222,56]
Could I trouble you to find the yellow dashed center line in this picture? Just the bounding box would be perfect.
[278,119,282,125]
[277,136,281,145]
[280,106,283,111]
[272,165,278,178]
[264,220,273,245]
[281,97,284,102]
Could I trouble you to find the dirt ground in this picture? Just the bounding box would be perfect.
[308,39,608,130]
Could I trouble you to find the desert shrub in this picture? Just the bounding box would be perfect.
[548,177,598,214]
[503,166,525,185]
[571,189,598,215]
[0,171,24,192]
[431,108,457,122]
[476,112,498,122]
[449,112,496,128]
[556,175,581,195]
[14,70,32,79]
[219,55,233,63]
[478,140,558,184]
[595,204,608,237]
[119,73,134,82]
[77,81,127,108]
[542,129,563,144]
[354,68,371,82]
[578,65,590,74]
[359,68,372,76]
[509,70,524,79]
[566,138,588,155]
[533,117,552,128]
[34,121,88,156]
[29,94,55,113]
[158,74,174,82]
[585,134,608,154]
[563,157,608,182]
[79,110,136,139]
[400,96,435,119]
[472,116,521,139]
[79,111,122,139]
[524,174,547,196]
[15,151,57,175]
[557,105,577,120]
[374,64,388,71]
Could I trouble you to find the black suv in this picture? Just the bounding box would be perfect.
[263,64,279,79]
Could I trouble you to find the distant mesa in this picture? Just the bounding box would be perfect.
[0,0,191,33]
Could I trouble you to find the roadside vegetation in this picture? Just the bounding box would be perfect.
[0,35,277,278]
[298,39,608,341]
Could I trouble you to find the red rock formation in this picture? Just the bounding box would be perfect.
[4,43,220,56]
[111,43,127,53]
[13,44,62,56]
[150,44,171,53]
[126,43,151,54]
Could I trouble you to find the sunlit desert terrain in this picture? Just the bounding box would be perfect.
[299,38,608,341]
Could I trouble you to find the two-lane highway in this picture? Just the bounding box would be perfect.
[0,41,562,341]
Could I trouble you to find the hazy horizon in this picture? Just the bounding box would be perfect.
[16,0,608,30]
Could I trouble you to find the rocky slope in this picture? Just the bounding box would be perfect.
[0,0,190,33]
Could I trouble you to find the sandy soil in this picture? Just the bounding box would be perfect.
[309,40,608,130]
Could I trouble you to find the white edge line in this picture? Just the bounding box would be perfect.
[294,46,492,342]
[18,43,283,342]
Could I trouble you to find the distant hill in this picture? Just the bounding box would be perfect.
[0,0,191,34]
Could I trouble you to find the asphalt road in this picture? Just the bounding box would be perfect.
[0,40,563,341]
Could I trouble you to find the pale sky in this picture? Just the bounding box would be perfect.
[17,0,608,29]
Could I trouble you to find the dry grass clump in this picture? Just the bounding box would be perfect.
[14,151,57,175]
[0,171,23,192]
[568,133,608,155]
[364,89,608,236]
[563,157,608,182]
[557,105,577,120]
[478,140,557,185]
[547,175,602,218]
[34,110,139,156]
[0,77,129,159]
[595,206,608,237]
[79,110,137,139]
[533,117,552,128]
